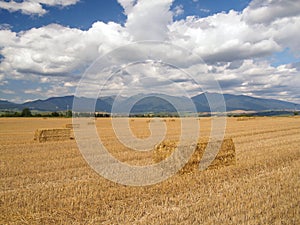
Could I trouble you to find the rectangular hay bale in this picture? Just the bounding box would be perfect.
[237,117,255,121]
[34,128,71,142]
[65,123,80,129]
[153,138,236,174]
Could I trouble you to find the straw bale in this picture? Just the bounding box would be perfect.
[237,117,255,121]
[153,138,236,174]
[65,124,80,129]
[34,128,71,142]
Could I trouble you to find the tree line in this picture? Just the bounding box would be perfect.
[0,108,73,118]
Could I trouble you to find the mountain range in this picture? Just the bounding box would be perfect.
[0,93,299,113]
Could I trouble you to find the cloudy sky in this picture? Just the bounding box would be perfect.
[0,0,299,103]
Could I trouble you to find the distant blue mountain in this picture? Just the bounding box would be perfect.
[192,93,299,112]
[21,95,112,112]
[0,93,299,113]
[112,93,195,113]
[0,100,21,110]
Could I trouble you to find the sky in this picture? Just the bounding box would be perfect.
[0,0,300,103]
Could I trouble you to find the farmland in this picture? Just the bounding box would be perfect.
[1,117,300,224]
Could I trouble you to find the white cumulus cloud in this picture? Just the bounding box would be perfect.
[0,22,130,79]
[124,0,174,41]
[243,0,300,24]
[0,0,80,16]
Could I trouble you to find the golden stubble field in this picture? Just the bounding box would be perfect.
[1,117,300,224]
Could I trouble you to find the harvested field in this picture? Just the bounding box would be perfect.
[1,117,300,224]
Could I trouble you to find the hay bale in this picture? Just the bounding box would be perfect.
[237,117,255,121]
[153,138,236,174]
[34,128,71,142]
[65,123,80,129]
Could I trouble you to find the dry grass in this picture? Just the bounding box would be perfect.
[0,117,299,224]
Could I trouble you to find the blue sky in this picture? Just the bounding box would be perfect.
[1,0,252,32]
[1,0,126,31]
[0,0,300,103]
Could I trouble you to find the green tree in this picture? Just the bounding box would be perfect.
[66,110,72,118]
[21,108,32,117]
[51,111,60,117]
